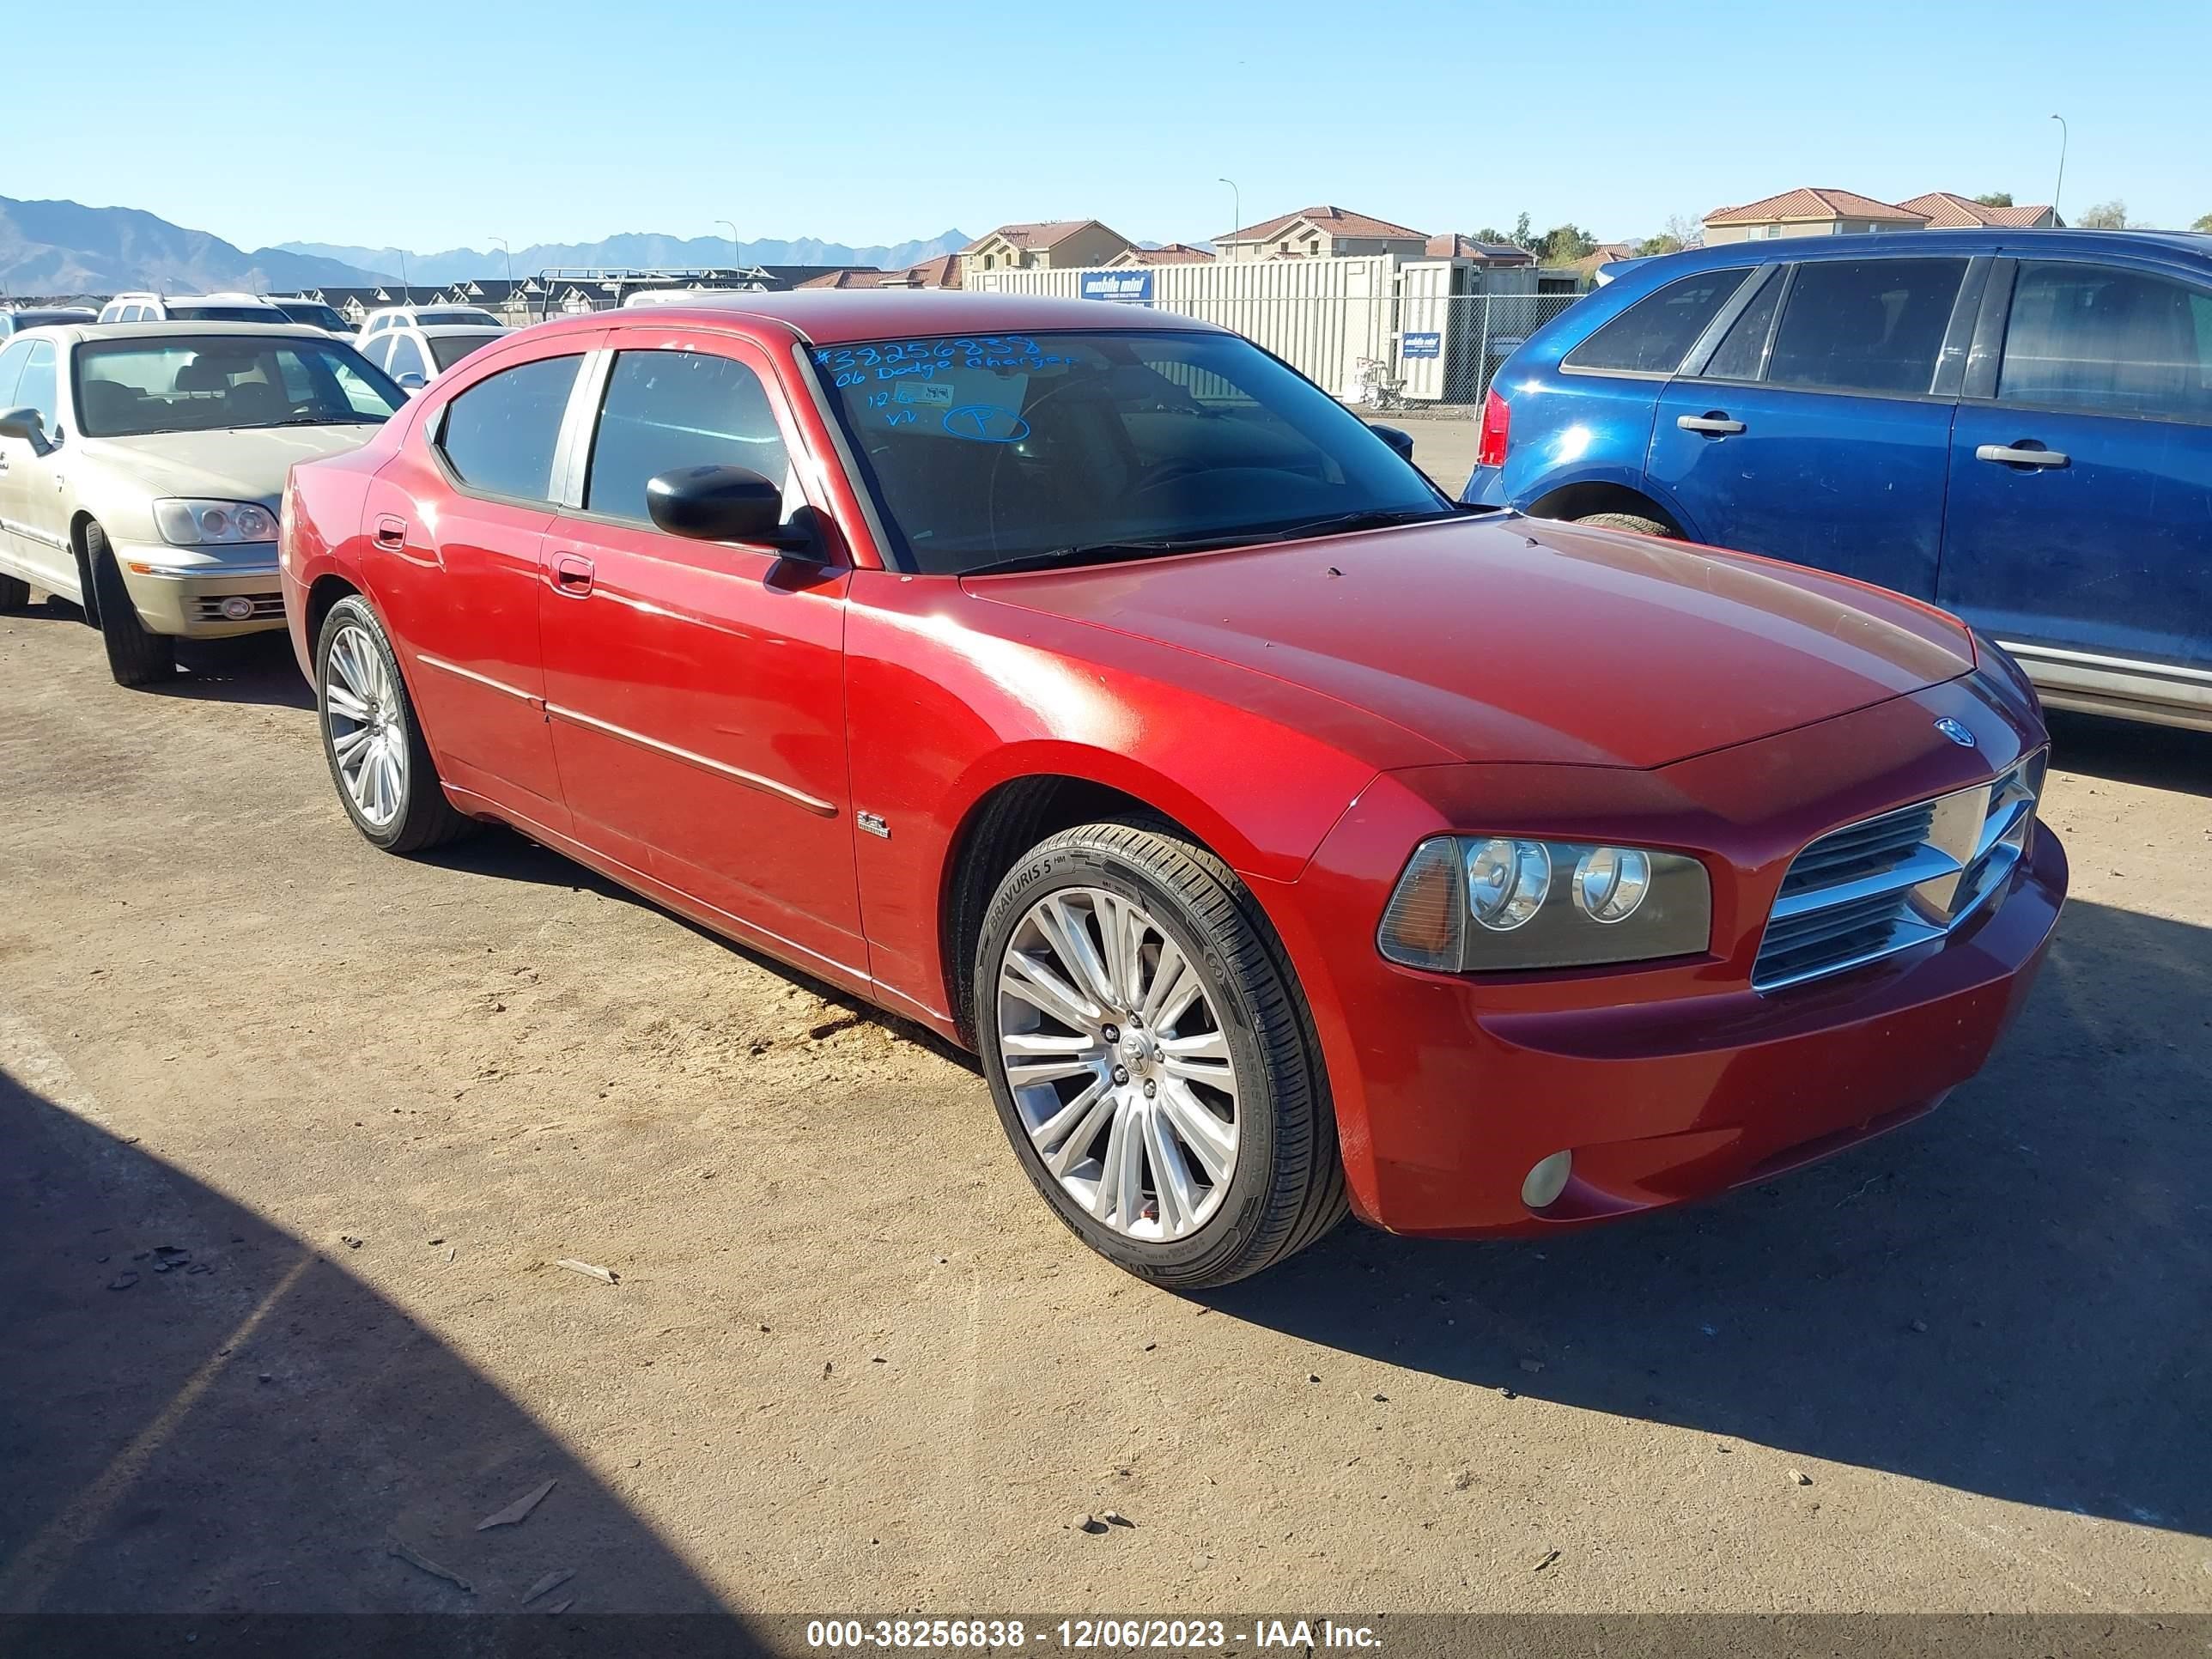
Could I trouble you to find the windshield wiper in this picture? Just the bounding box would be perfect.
[1265,503,1484,541]
[963,534,1260,578]
[961,503,1486,579]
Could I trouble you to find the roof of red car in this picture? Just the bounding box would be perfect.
[523,290,1224,346]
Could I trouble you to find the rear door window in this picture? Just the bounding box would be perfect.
[1997,260,2212,422]
[1563,268,1751,375]
[1763,258,1967,397]
[435,355,583,501]
[583,349,792,524]
[1699,270,1787,381]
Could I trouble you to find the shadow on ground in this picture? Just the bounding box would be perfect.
[421,828,976,1070]
[162,632,315,710]
[1203,893,2212,1538]
[0,1068,731,1618]
[4,599,312,710]
[2048,709,2212,799]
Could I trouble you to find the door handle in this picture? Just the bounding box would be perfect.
[551,553,595,598]
[372,514,406,550]
[1676,413,1747,436]
[1975,443,2069,470]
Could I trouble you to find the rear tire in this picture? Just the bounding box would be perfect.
[85,522,174,686]
[315,595,472,854]
[975,817,1346,1288]
[0,574,28,611]
[1573,510,1674,538]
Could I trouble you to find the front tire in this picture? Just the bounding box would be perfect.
[0,574,29,611]
[86,523,174,686]
[976,819,1346,1288]
[315,596,471,854]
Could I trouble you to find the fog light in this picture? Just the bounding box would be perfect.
[220,596,254,621]
[1521,1150,1572,1210]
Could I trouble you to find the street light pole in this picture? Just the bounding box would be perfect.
[2050,114,2068,220]
[489,237,514,323]
[1218,178,1240,253]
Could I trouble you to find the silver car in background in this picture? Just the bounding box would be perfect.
[0,322,405,685]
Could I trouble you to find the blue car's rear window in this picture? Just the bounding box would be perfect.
[1564,269,1749,376]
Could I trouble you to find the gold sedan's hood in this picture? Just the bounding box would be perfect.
[79,425,380,505]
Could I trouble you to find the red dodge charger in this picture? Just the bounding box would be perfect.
[280,294,2066,1286]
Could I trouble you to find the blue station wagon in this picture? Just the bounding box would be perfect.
[1463,230,2212,732]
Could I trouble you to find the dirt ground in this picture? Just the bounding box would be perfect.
[3,596,2208,1625]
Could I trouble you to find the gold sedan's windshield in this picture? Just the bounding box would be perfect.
[72,337,405,437]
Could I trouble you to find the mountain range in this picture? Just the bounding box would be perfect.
[1,197,389,295]
[276,232,971,288]
[2,195,971,297]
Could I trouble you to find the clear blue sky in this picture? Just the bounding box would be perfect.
[12,0,2209,253]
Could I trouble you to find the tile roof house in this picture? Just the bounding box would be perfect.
[1215,205,1428,263]
[1703,188,1929,243]
[796,268,896,289]
[1422,234,1535,266]
[959,220,1133,284]
[1896,191,2063,229]
[1105,243,1216,268]
[897,253,963,289]
[1572,240,1641,279]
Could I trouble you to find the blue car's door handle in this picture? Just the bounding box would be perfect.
[1975,443,2069,469]
[1676,413,1746,435]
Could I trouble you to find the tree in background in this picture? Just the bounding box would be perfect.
[2193,212,2212,232]
[1469,212,1538,252]
[1973,191,2015,208]
[1637,214,1704,258]
[1540,224,1598,264]
[2075,199,2135,228]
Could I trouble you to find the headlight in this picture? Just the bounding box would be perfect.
[1379,836,1711,971]
[153,498,280,545]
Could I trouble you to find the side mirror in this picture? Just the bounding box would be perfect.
[395,372,426,393]
[646,465,814,552]
[1368,422,1416,463]
[0,405,48,447]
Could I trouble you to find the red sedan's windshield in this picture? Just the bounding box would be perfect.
[812,329,1449,574]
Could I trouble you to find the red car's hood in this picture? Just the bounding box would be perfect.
[962,515,1976,769]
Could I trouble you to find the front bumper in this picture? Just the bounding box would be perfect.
[1261,678,2068,1237]
[114,543,288,638]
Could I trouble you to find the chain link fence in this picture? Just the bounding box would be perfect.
[969,264,1583,417]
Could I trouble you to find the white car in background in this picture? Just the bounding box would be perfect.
[355,322,505,393]
[95,291,292,325]
[357,303,502,338]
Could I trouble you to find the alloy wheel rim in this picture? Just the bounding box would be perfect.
[997,886,1241,1241]
[324,623,406,830]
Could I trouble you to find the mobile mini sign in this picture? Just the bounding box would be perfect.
[1400,331,1443,360]
[1079,270,1154,303]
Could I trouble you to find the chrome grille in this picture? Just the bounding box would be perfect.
[192,592,285,622]
[1753,752,2045,994]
